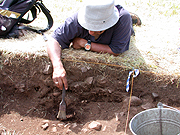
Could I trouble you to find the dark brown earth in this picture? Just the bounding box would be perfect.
[0,53,180,135]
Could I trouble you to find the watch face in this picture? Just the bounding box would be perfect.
[85,44,91,50]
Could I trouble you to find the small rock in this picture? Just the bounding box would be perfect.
[43,64,52,75]
[19,89,25,93]
[108,89,113,93]
[115,113,120,121]
[84,77,94,85]
[120,112,124,116]
[71,123,77,128]
[52,92,61,97]
[141,103,153,110]
[57,123,65,128]
[115,112,124,121]
[81,67,87,72]
[88,121,102,131]
[51,127,57,132]
[102,126,107,131]
[41,123,49,130]
[152,93,159,99]
[15,83,26,93]
[123,96,142,106]
[66,129,72,134]
[73,83,80,89]
[19,83,25,89]
[20,118,23,121]
[81,100,88,103]
[64,123,71,128]
[81,128,89,133]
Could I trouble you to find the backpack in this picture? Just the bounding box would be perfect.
[0,0,53,39]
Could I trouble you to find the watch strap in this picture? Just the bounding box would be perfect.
[87,40,91,44]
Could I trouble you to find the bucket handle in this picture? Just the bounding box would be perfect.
[157,102,180,113]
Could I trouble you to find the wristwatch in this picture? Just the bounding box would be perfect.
[84,40,91,51]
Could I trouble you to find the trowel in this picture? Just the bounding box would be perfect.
[57,86,67,120]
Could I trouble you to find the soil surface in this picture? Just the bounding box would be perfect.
[0,54,180,135]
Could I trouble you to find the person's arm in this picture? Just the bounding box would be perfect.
[46,37,68,90]
[72,37,119,56]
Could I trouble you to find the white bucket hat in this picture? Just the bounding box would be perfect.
[78,0,119,31]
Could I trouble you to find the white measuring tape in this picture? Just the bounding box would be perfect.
[126,69,139,92]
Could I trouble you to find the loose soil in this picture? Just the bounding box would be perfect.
[0,54,180,135]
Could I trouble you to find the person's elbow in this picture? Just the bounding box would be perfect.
[108,50,120,56]
[109,48,120,56]
[112,52,119,56]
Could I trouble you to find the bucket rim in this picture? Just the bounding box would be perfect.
[129,108,180,135]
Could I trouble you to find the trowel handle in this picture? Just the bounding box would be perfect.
[62,86,66,101]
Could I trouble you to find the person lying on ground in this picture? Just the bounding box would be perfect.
[46,0,141,90]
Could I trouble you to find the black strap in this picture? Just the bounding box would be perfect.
[36,1,53,32]
[20,6,37,24]
[18,1,53,34]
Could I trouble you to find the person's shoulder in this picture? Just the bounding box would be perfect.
[66,12,78,22]
[112,5,131,28]
[115,5,130,17]
[64,12,83,28]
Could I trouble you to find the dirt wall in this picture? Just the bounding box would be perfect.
[0,54,180,134]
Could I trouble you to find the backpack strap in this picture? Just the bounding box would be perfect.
[35,1,53,32]
[18,1,53,34]
[20,5,37,24]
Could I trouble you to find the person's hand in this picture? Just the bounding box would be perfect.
[72,37,87,49]
[46,37,68,90]
[52,66,68,90]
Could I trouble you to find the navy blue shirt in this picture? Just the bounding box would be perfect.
[52,5,133,54]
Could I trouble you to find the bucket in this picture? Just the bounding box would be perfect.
[129,107,180,135]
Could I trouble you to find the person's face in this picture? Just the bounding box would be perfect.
[88,30,105,37]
